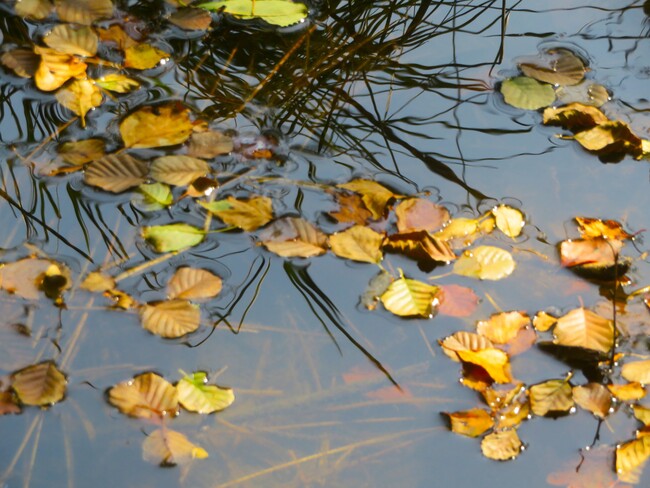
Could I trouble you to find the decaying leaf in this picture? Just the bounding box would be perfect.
[621,360,650,385]
[107,372,179,419]
[633,405,650,426]
[437,284,479,318]
[572,383,612,418]
[142,429,208,466]
[434,216,494,249]
[169,7,214,31]
[559,237,623,268]
[380,276,440,318]
[329,191,372,225]
[0,258,70,300]
[84,153,148,193]
[34,46,88,92]
[444,408,494,437]
[543,103,610,132]
[359,271,393,311]
[0,391,21,415]
[54,0,114,25]
[1,48,40,78]
[198,0,309,27]
[553,307,614,354]
[480,429,522,461]
[97,25,138,50]
[383,231,456,268]
[492,205,524,238]
[80,271,116,292]
[328,225,384,264]
[528,378,574,416]
[167,267,222,300]
[556,82,610,108]
[201,196,274,232]
[142,224,206,253]
[395,198,449,233]
[120,104,196,149]
[44,24,98,57]
[58,138,106,165]
[476,311,530,345]
[575,217,633,240]
[519,49,586,86]
[55,78,102,126]
[573,121,643,158]
[337,179,401,220]
[187,130,233,158]
[453,246,516,280]
[500,76,555,110]
[260,217,327,258]
[124,43,170,70]
[176,371,234,414]
[12,361,67,406]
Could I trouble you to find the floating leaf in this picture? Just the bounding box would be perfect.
[97,25,138,50]
[94,73,140,93]
[616,436,650,484]
[556,82,610,108]
[533,311,558,332]
[453,246,515,280]
[329,192,372,225]
[329,225,384,264]
[519,49,586,86]
[633,405,650,426]
[437,284,479,318]
[456,348,513,384]
[395,198,449,233]
[0,391,21,415]
[124,43,170,70]
[1,48,40,78]
[560,237,623,269]
[80,271,116,292]
[492,205,524,238]
[337,180,400,220]
[151,155,210,186]
[55,78,102,126]
[44,24,98,57]
[107,372,179,419]
[553,307,614,354]
[58,138,105,165]
[140,300,201,338]
[15,0,54,19]
[621,360,650,384]
[573,121,643,158]
[360,271,393,311]
[543,103,610,131]
[176,371,234,414]
[444,408,494,438]
[528,378,574,416]
[505,328,537,356]
[440,331,494,362]
[167,268,222,300]
[380,276,440,318]
[34,46,87,92]
[198,0,309,27]
[575,217,633,240]
[169,7,213,30]
[384,231,456,268]
[184,177,219,198]
[142,224,206,253]
[572,383,612,418]
[0,258,69,300]
[201,196,274,232]
[187,130,233,158]
[120,104,196,149]
[12,361,66,406]
[137,183,173,211]
[434,217,489,249]
[84,153,148,193]
[142,429,208,466]
[607,382,646,401]
[260,217,327,258]
[55,0,114,25]
[477,311,530,344]
[481,429,522,461]
[500,76,555,110]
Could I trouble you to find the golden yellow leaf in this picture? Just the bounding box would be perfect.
[337,179,401,220]
[456,348,513,384]
[575,217,633,240]
[481,429,522,461]
[15,0,54,19]
[108,372,179,419]
[492,204,524,238]
[11,361,67,407]
[616,436,650,484]
[260,217,327,258]
[607,382,646,401]
[142,429,208,466]
[140,300,201,338]
[621,360,650,384]
[34,46,87,92]
[633,405,650,426]
[553,307,614,354]
[543,102,610,131]
[476,311,530,344]
[124,43,170,70]
[572,383,612,418]
[383,231,456,267]
[453,245,516,281]
[55,79,102,126]
[200,196,274,232]
[329,225,384,264]
[440,331,494,362]
[533,311,557,332]
[573,121,643,157]
[167,268,222,300]
[80,271,116,292]
[119,104,196,149]
[444,408,494,437]
[528,378,574,416]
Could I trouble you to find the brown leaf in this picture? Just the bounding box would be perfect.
[481,429,522,461]
[337,179,401,220]
[528,378,574,416]
[44,24,98,57]
[55,0,114,25]
[444,408,494,437]
[150,155,210,186]
[98,25,138,50]
[560,237,623,268]
[167,268,222,300]
[543,103,609,131]
[200,196,274,232]
[383,230,456,268]
[437,284,479,317]
[187,130,233,158]
[260,217,328,258]
[572,383,612,418]
[553,307,614,354]
[1,48,40,78]
[395,198,449,233]
[519,49,586,86]
[329,192,372,225]
[84,153,148,193]
[58,138,106,165]
[169,7,213,30]
[140,300,201,338]
[0,258,69,300]
[12,361,67,406]
[0,391,21,415]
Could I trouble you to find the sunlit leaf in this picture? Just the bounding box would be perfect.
[500,76,555,110]
[55,79,102,126]
[621,360,650,384]
[12,361,66,407]
[1,48,40,78]
[495,392,530,429]
[559,237,623,268]
[476,311,530,344]
[543,102,609,131]
[633,405,650,426]
[328,192,372,225]
[553,307,614,354]
[94,73,140,93]
[329,225,384,264]
[519,49,586,86]
[575,217,633,240]
[58,138,106,165]
[167,267,222,300]
[140,300,201,338]
[84,153,148,193]
[176,371,234,414]
[107,372,179,419]
[616,436,650,484]
[572,383,611,418]
[97,25,138,50]
[528,378,574,416]
[34,46,88,92]
[136,183,173,211]
[337,179,401,220]
[80,271,115,292]
[383,231,456,268]
[44,24,98,57]
[198,0,309,27]
[453,246,515,280]
[481,429,522,461]
[533,311,558,332]
[169,7,213,30]
[55,0,113,25]
[443,408,494,437]
[440,331,494,362]
[607,382,646,401]
[142,224,206,253]
[150,155,210,186]
[106,289,137,310]
[492,205,524,238]
[187,130,234,158]
[0,258,69,300]
[359,270,393,311]
[124,43,170,70]
[184,177,219,198]
[142,429,208,466]
[201,196,274,232]
[260,217,327,258]
[456,348,513,384]
[120,104,196,149]
[437,284,479,318]
[573,121,644,158]
[380,276,440,318]
[395,198,449,233]
[434,217,494,249]
[15,0,54,19]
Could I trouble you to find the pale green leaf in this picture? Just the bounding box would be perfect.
[94,73,140,93]
[137,183,173,211]
[500,76,555,110]
[142,224,206,252]
[380,276,440,318]
[176,371,234,414]
[453,246,515,280]
[199,0,308,27]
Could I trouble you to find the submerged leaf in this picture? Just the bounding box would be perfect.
[94,73,140,93]
[337,179,400,220]
[481,429,522,461]
[176,371,234,414]
[58,138,106,165]
[529,378,574,416]
[0,258,69,300]
[142,224,206,253]
[54,0,114,25]
[500,76,555,110]
[201,196,274,232]
[329,225,384,264]
[380,276,440,318]
[453,246,515,280]
[108,372,179,419]
[151,155,210,186]
[395,198,449,233]
[140,300,201,338]
[198,0,309,27]
[120,104,196,149]
[142,429,208,466]
[519,49,586,86]
[84,153,148,193]
[12,361,66,407]
[187,130,233,158]
[437,284,479,318]
[80,271,116,292]
[328,192,372,225]
[167,268,222,300]
[444,408,494,438]
[360,271,393,311]
[44,24,98,57]
[55,78,102,126]
[553,307,614,354]
[169,7,213,30]
[260,217,327,258]
[124,43,170,70]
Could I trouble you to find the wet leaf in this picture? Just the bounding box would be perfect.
[621,360,650,384]
[337,179,400,220]
[533,311,557,332]
[481,429,522,461]
[500,76,555,110]
[58,138,106,165]
[187,130,233,158]
[176,371,234,413]
[440,331,495,362]
[572,383,612,418]
[1,48,40,78]
[201,196,274,232]
[607,382,646,401]
[169,7,213,30]
[137,183,173,211]
[360,270,393,311]
[55,0,114,25]
[543,103,610,131]
[477,311,530,345]
[553,307,614,354]
[519,49,586,86]
[559,237,623,268]
[55,78,102,126]
[556,82,610,108]
[120,104,196,149]
[383,231,456,268]
[94,73,140,93]
[434,217,493,249]
[260,217,327,258]
[0,391,21,415]
[456,348,513,384]
[504,327,537,356]
[492,204,524,238]
[44,24,98,57]
[633,405,650,426]
[142,224,206,253]
[124,43,170,70]
[444,408,494,437]
[12,361,66,406]
[151,155,210,186]
[328,192,372,225]
[184,177,219,198]
[15,0,54,19]
[380,276,440,318]
[198,0,309,27]
[107,372,179,419]
[437,284,479,318]
[80,271,116,292]
[84,153,148,193]
[453,246,515,281]
[575,217,633,240]
[573,121,643,157]
[106,289,137,310]
[616,436,650,484]
[97,25,138,50]
[142,429,208,466]
[167,267,222,300]
[140,300,201,338]
[528,378,574,416]
[329,225,384,264]
[34,46,88,92]
[0,258,69,300]
[395,198,449,233]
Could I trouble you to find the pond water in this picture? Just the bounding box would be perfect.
[1,1,650,487]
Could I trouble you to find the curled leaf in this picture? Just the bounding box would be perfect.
[107,372,179,419]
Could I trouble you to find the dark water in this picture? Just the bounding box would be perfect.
[1,1,650,487]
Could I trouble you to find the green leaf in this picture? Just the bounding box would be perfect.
[176,371,234,414]
[142,223,205,252]
[453,246,515,280]
[94,73,140,93]
[198,0,308,27]
[137,183,173,211]
[500,76,555,110]
[380,276,440,318]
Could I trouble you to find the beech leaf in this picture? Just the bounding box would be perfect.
[187,130,234,158]
[492,204,524,238]
[12,361,66,407]
[572,383,612,418]
[455,348,513,384]
[440,331,495,362]
[481,429,522,461]
[124,43,170,70]
[54,0,114,25]
[337,179,401,220]
[94,73,140,93]
[34,46,87,92]
[395,198,449,233]
[107,372,179,419]
[167,268,222,300]
[136,183,173,211]
[169,7,213,31]
[453,246,515,280]
[1,48,40,78]
[120,104,196,149]
[15,0,54,19]
[383,231,456,268]
[621,360,650,385]
[380,276,440,318]
[55,79,102,126]
[476,311,530,345]
[0,258,69,300]
[260,217,327,258]
[575,217,633,240]
[528,378,574,416]
[543,103,610,132]
[519,49,586,86]
[553,307,614,354]
[58,138,106,165]
[176,371,234,414]
[84,153,148,193]
[142,224,206,253]
[44,24,98,57]
[616,436,650,484]
[328,225,384,264]
[607,382,646,401]
[444,408,494,438]
[151,155,210,186]
[500,76,555,110]
[201,196,274,232]
[143,429,208,466]
[437,284,479,318]
[140,300,201,338]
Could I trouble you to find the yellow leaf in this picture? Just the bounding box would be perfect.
[200,196,274,232]
[573,121,643,157]
[492,204,524,238]
[119,104,196,149]
[456,348,513,384]
[94,73,140,93]
[528,378,574,416]
[329,225,384,264]
[481,429,522,461]
[607,382,646,401]
[533,311,557,332]
[380,276,440,318]
[34,46,87,92]
[337,179,401,220]
[44,24,98,57]
[572,383,612,418]
[124,43,170,70]
[444,408,494,437]
[15,0,53,19]
[633,405,650,426]
[575,217,633,240]
[453,245,515,281]
[621,360,650,384]
[553,307,614,354]
[107,372,179,419]
[55,79,102,126]
[440,331,494,362]
[167,267,222,300]
[616,436,650,484]
[176,371,234,414]
[383,230,456,267]
[260,217,327,258]
[11,361,67,407]
[476,311,530,344]
[543,102,609,131]
[80,271,116,292]
[142,429,208,466]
